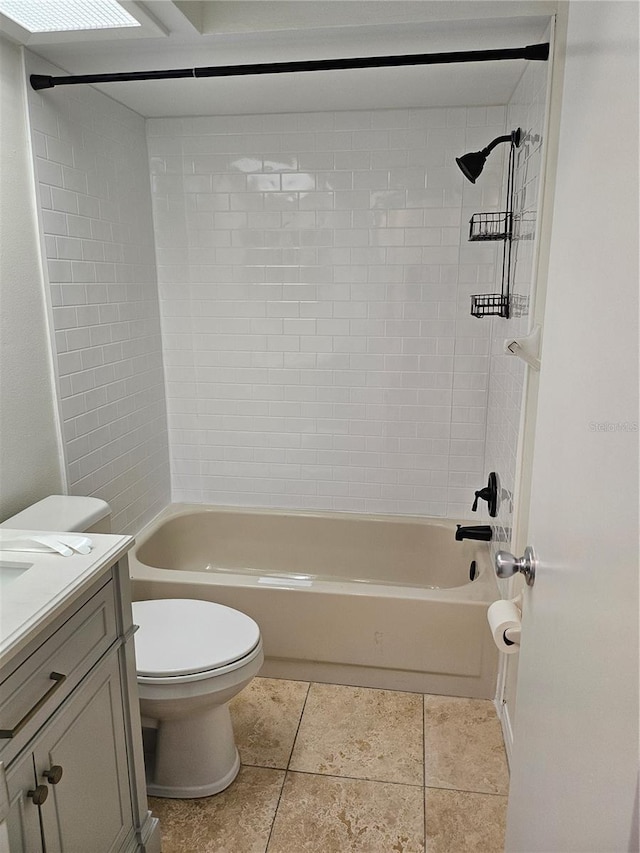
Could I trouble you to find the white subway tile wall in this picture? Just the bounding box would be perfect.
[484,57,549,551]
[147,107,506,515]
[28,63,170,534]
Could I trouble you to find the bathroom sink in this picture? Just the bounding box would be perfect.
[0,533,133,668]
[0,559,34,587]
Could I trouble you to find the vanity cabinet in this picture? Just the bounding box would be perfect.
[3,747,41,852]
[0,548,159,853]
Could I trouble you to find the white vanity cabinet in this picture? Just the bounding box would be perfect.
[0,540,160,853]
[3,748,41,852]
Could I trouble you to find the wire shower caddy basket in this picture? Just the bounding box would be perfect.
[468,211,513,242]
[468,130,520,318]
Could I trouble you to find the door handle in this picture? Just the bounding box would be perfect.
[495,546,537,586]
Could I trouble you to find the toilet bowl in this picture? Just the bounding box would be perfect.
[133,598,263,798]
[1,496,264,798]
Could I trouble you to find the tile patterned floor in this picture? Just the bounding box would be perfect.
[149,678,508,853]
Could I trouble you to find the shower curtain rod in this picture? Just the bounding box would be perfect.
[30,42,549,90]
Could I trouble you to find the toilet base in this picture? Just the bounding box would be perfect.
[146,748,240,799]
[145,703,241,798]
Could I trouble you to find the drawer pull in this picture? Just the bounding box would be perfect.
[0,672,67,739]
[43,765,63,785]
[28,785,49,806]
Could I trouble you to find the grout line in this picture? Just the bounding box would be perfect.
[425,784,509,798]
[263,769,287,853]
[422,691,426,789]
[239,762,506,800]
[277,768,425,790]
[423,692,427,847]
[285,680,312,770]
[262,764,292,851]
[264,680,312,853]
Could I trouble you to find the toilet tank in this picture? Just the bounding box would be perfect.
[0,495,112,534]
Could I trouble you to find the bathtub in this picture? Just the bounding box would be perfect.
[129,504,500,698]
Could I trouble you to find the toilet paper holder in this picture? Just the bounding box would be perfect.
[495,546,537,586]
[487,594,523,653]
[503,594,522,646]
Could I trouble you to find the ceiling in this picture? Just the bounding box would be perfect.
[18,1,556,117]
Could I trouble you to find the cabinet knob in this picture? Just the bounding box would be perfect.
[43,765,63,785]
[28,785,49,805]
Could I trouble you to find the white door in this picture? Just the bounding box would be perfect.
[506,3,639,851]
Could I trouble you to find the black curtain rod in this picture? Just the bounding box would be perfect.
[30,42,549,90]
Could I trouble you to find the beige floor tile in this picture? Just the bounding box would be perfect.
[424,696,509,795]
[289,683,424,785]
[230,677,310,769]
[425,787,507,853]
[268,771,425,853]
[149,766,284,853]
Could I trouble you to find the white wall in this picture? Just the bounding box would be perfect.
[0,38,64,520]
[27,57,171,534]
[147,107,506,515]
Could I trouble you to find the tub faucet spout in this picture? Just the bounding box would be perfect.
[455,525,492,542]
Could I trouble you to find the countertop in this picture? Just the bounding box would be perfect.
[0,530,133,669]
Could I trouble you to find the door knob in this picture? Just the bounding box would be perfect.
[495,546,537,586]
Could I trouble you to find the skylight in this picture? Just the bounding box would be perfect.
[0,0,140,33]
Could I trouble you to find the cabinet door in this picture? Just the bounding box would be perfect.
[34,653,134,853]
[4,751,43,853]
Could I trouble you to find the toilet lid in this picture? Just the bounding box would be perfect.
[132,599,261,678]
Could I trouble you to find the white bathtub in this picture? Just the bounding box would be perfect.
[129,504,500,698]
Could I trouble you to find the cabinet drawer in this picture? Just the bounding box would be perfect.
[0,582,117,760]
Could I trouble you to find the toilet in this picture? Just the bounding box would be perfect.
[132,598,262,798]
[0,496,264,799]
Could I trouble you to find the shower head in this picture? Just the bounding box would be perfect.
[455,150,488,184]
[456,128,521,183]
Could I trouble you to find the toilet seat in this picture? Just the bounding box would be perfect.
[132,599,261,680]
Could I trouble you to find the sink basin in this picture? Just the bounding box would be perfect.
[0,560,34,587]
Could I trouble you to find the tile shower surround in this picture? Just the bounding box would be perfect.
[27,63,171,534]
[484,57,548,554]
[28,69,544,524]
[147,107,506,516]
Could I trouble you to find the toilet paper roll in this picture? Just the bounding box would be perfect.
[487,599,521,654]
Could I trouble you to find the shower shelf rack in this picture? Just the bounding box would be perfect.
[468,206,517,317]
[467,129,521,319]
[468,211,513,242]
[468,294,510,318]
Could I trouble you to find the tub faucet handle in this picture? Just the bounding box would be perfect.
[471,472,498,517]
[472,489,490,512]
